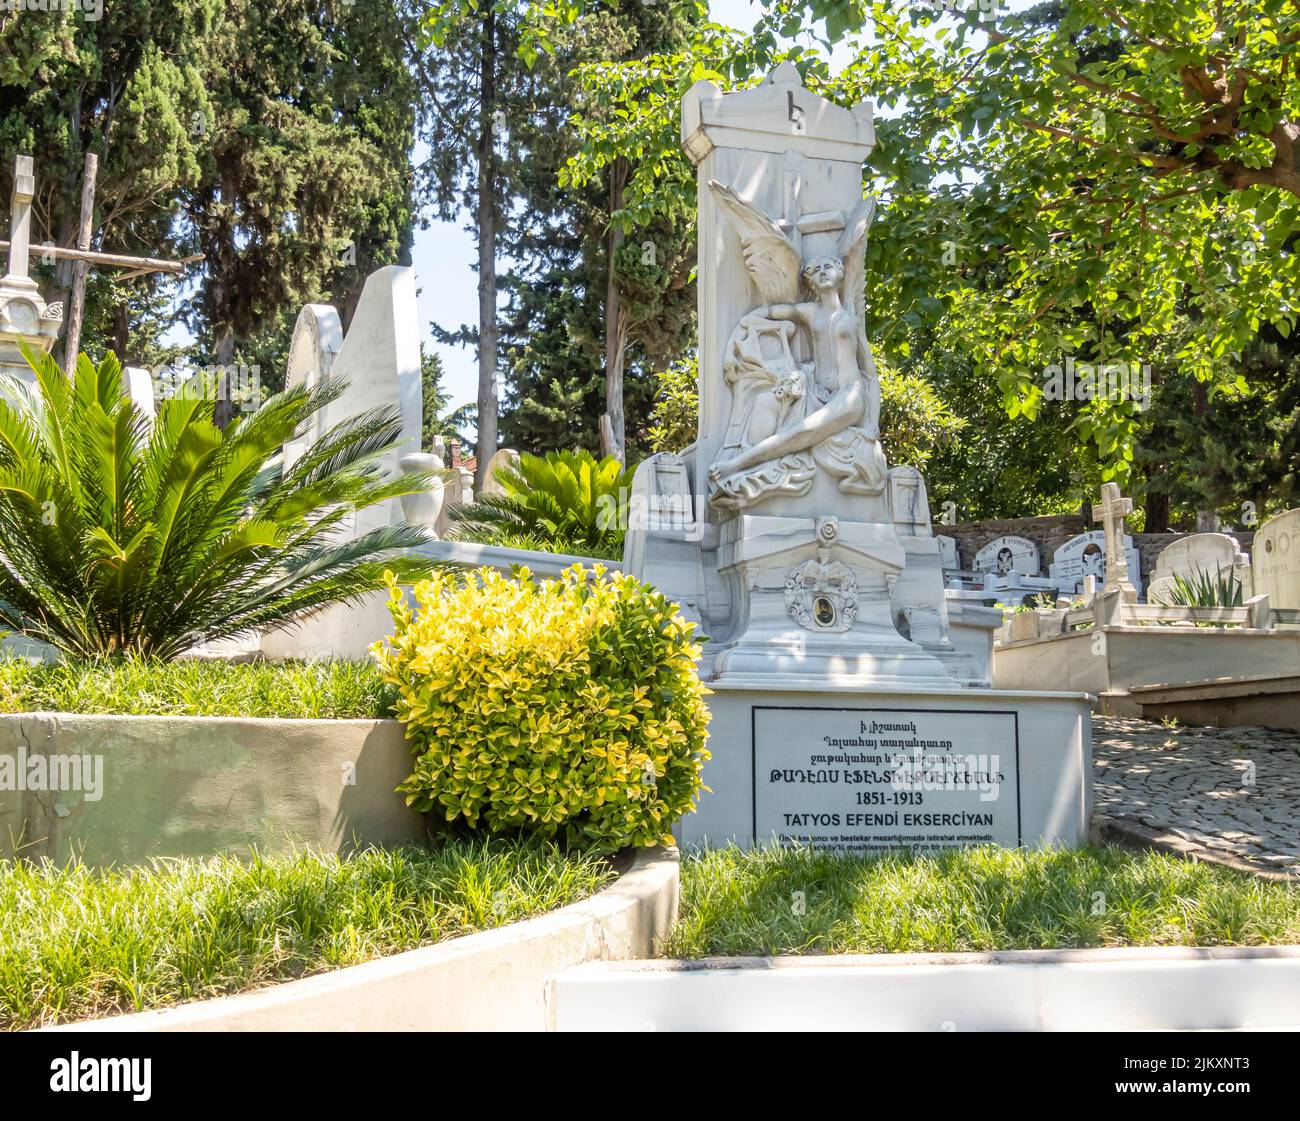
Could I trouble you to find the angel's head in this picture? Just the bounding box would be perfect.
[801,255,844,293]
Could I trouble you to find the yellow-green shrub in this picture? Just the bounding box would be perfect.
[374,565,711,852]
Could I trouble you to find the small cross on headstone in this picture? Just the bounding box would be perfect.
[1092,481,1138,603]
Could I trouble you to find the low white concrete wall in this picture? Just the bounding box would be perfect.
[258,543,621,658]
[416,540,623,576]
[554,946,1300,1031]
[995,626,1300,708]
[43,847,679,1033]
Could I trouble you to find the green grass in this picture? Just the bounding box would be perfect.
[0,655,395,718]
[669,844,1300,957]
[0,839,614,1030]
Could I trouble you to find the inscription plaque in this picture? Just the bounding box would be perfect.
[752,706,1021,851]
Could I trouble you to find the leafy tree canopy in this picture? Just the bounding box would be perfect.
[566,0,1299,521]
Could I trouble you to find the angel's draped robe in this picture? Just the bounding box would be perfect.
[710,314,888,511]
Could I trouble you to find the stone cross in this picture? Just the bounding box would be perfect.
[3,155,37,291]
[1,156,62,382]
[1,155,193,379]
[1092,481,1137,603]
[773,166,854,259]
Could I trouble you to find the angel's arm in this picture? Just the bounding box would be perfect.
[745,302,801,322]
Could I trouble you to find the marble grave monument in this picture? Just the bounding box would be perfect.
[624,66,1091,853]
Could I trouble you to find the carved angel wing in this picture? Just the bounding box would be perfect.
[707,179,801,306]
[836,195,877,324]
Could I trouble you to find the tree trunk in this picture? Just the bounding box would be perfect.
[53,90,83,362]
[1191,379,1216,530]
[112,299,130,362]
[601,157,629,463]
[63,152,99,377]
[473,8,498,494]
[1144,487,1170,533]
[209,165,240,429]
[213,327,236,429]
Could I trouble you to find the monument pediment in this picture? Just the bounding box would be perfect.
[681,63,875,166]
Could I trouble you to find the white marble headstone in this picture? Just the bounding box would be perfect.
[1253,508,1300,610]
[1150,531,1251,602]
[282,302,344,470]
[260,266,425,660]
[935,534,959,572]
[1050,529,1142,595]
[889,465,932,537]
[481,448,521,497]
[1153,532,1245,576]
[125,366,156,419]
[973,535,1039,577]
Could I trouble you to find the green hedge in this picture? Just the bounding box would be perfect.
[376,565,711,853]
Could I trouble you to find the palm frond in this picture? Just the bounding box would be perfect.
[447,449,631,560]
[0,350,448,658]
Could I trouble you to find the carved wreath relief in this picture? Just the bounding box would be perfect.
[706,179,887,512]
[784,518,859,632]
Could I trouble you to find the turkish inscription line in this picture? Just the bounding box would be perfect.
[752,707,1021,852]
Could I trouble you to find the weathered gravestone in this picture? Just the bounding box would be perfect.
[935,534,960,573]
[1091,482,1139,603]
[480,448,521,497]
[261,266,429,658]
[1148,532,1252,604]
[1050,529,1142,598]
[973,535,1039,577]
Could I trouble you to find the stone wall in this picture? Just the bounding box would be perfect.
[942,514,1085,574]
[942,514,1255,578]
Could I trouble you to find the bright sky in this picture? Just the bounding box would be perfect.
[420,0,794,418]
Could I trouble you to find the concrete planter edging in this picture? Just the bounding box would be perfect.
[554,945,1300,1031]
[40,846,679,1033]
[0,712,426,865]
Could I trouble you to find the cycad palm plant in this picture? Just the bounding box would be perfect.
[0,347,436,659]
[447,449,631,559]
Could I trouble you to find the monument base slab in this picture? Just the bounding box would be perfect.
[682,682,1092,851]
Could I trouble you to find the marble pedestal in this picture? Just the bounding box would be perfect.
[681,682,1092,852]
[711,514,955,688]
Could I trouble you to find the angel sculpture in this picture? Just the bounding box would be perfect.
[705,179,886,511]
